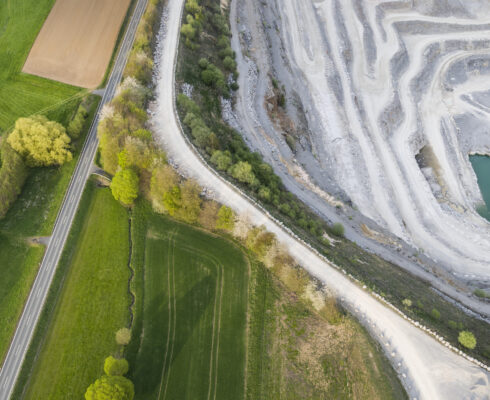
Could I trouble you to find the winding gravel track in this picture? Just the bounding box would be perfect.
[153,0,490,398]
[0,1,147,398]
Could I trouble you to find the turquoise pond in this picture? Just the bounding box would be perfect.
[470,155,490,222]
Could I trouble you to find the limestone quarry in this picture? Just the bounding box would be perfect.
[228,0,490,296]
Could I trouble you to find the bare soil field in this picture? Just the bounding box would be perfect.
[22,0,130,88]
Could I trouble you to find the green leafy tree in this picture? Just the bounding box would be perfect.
[163,185,182,216]
[181,23,196,40]
[104,356,129,376]
[223,56,236,71]
[111,169,139,206]
[185,0,202,14]
[216,206,235,231]
[0,141,28,218]
[228,161,257,185]
[458,331,476,349]
[8,115,72,167]
[85,375,134,400]
[115,328,131,346]
[175,179,202,223]
[210,150,232,170]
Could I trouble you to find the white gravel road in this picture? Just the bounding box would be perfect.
[152,0,490,398]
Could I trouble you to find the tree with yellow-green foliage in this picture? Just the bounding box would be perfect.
[104,356,129,377]
[8,115,72,167]
[216,205,235,231]
[175,179,202,223]
[85,375,134,400]
[111,168,139,206]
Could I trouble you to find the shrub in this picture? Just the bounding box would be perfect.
[474,289,489,299]
[104,356,129,376]
[67,105,87,139]
[458,331,476,349]
[448,320,457,329]
[216,205,235,231]
[0,141,29,218]
[177,94,201,115]
[210,150,232,170]
[228,161,257,185]
[402,299,412,307]
[331,223,345,237]
[85,375,134,400]
[198,58,209,69]
[115,328,131,346]
[223,56,236,71]
[431,308,441,320]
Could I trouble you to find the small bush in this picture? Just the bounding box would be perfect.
[331,223,344,237]
[474,289,489,299]
[402,298,412,308]
[431,308,440,320]
[458,331,476,349]
[115,328,131,345]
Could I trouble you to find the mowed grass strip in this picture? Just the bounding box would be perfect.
[128,213,248,400]
[0,0,81,133]
[21,185,130,400]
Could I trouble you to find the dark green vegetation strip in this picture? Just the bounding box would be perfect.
[0,0,82,134]
[175,0,490,364]
[14,181,130,400]
[0,96,100,363]
[126,205,248,399]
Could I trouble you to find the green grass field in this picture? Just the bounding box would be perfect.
[0,96,100,364]
[126,205,406,400]
[0,0,83,134]
[127,209,249,399]
[19,183,130,399]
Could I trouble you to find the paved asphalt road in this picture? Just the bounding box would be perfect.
[0,0,147,398]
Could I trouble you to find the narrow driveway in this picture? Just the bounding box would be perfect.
[0,1,147,398]
[152,0,490,398]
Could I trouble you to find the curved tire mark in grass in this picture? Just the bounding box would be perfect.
[162,234,177,400]
[157,231,176,400]
[178,243,224,400]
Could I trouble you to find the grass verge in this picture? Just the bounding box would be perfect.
[13,180,130,400]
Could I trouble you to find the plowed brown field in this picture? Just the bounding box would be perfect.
[22,0,130,88]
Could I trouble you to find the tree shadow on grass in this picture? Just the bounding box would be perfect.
[133,274,214,399]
